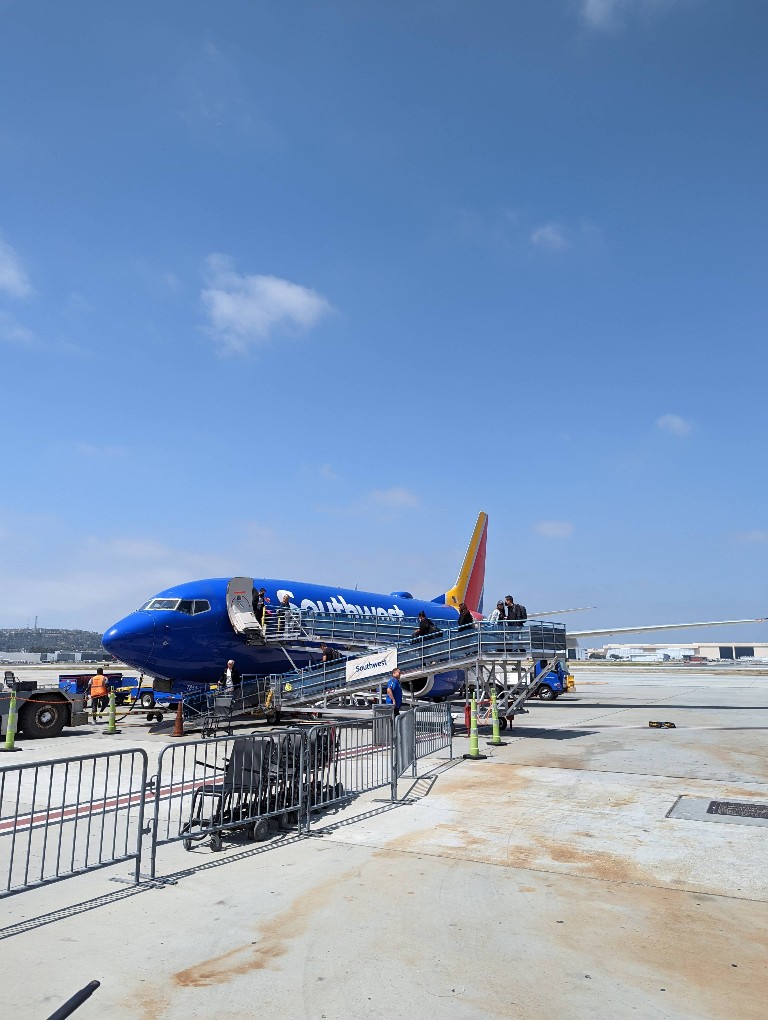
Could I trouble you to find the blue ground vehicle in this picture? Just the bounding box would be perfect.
[532,659,575,700]
[58,673,136,705]
[129,677,216,710]
[58,673,213,711]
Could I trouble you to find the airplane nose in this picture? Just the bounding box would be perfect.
[102,612,156,669]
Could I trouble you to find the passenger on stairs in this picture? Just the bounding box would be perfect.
[412,610,439,640]
[504,595,527,623]
[488,600,506,624]
[277,593,294,637]
[320,642,341,663]
[457,602,475,630]
[252,586,267,624]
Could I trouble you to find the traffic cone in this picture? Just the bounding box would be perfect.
[463,695,487,761]
[171,701,185,738]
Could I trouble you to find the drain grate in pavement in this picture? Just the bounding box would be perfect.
[666,795,768,828]
[707,800,768,820]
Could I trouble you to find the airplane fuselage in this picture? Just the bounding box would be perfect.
[103,577,461,688]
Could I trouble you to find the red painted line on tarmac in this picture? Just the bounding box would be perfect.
[0,778,199,836]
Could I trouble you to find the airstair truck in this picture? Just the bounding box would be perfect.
[1,673,87,739]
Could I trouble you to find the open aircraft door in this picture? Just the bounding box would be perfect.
[226,577,265,642]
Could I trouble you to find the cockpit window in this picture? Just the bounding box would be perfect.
[141,597,211,614]
[146,598,181,611]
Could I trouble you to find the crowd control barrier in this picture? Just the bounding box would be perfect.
[393,704,452,798]
[0,749,148,899]
[0,708,447,899]
[302,715,394,831]
[149,729,306,876]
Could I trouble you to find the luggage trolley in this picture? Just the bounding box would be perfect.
[201,693,234,738]
[264,727,343,824]
[181,735,274,851]
[305,725,344,812]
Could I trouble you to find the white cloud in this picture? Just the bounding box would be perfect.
[0,312,35,345]
[201,254,333,353]
[0,518,237,630]
[0,235,32,298]
[656,413,693,437]
[735,530,768,544]
[578,0,677,32]
[367,487,420,509]
[530,223,569,252]
[316,486,420,517]
[319,464,339,481]
[534,520,574,539]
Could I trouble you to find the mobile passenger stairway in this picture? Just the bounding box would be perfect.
[183,578,567,729]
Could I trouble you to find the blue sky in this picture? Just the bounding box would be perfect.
[1,0,766,644]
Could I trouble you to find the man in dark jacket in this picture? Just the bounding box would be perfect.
[252,587,267,622]
[504,595,527,622]
[219,660,242,691]
[412,610,439,639]
[320,642,341,663]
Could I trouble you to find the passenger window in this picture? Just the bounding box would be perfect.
[193,600,211,615]
[176,600,194,615]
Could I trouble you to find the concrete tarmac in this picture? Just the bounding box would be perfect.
[2,665,767,1019]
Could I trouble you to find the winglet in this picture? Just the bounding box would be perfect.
[431,511,488,615]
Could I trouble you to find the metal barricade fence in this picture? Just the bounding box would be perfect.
[392,704,453,799]
[303,716,394,830]
[149,729,306,876]
[414,703,453,760]
[395,710,417,779]
[0,709,445,897]
[0,748,148,899]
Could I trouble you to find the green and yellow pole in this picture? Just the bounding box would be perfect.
[102,687,121,735]
[488,689,503,746]
[463,695,487,761]
[1,691,19,752]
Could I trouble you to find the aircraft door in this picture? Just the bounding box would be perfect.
[226,577,264,638]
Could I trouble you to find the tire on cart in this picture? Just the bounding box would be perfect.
[19,697,66,739]
[279,809,299,829]
[140,691,155,709]
[209,831,223,852]
[250,818,270,842]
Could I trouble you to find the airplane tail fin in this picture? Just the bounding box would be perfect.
[432,511,488,615]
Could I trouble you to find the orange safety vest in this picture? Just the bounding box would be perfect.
[90,674,108,698]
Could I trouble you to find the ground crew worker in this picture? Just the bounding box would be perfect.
[385,668,404,717]
[89,668,109,722]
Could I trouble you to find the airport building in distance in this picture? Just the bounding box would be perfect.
[578,641,768,662]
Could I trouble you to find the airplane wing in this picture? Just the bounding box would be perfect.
[569,617,767,639]
[529,606,596,618]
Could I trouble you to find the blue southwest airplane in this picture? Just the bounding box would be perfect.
[102,512,490,698]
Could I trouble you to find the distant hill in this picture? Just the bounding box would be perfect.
[0,628,104,653]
